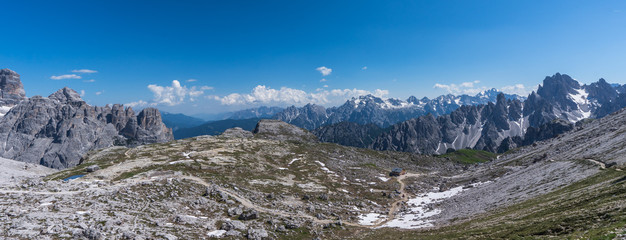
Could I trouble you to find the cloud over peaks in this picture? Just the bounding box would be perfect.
[50,74,82,80]
[147,80,213,106]
[213,85,388,107]
[434,80,533,96]
[316,66,332,76]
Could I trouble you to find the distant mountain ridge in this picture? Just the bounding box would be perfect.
[161,112,206,131]
[171,87,527,139]
[228,106,284,120]
[173,118,261,139]
[274,88,525,130]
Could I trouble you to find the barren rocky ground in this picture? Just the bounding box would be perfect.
[0,116,625,239]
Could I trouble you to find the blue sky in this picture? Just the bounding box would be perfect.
[2,0,626,115]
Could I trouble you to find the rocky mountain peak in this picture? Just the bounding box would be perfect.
[48,87,83,103]
[537,73,581,98]
[137,107,163,129]
[0,68,26,107]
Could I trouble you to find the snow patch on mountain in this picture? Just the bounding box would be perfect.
[568,88,591,120]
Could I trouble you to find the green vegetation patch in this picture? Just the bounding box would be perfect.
[437,149,496,164]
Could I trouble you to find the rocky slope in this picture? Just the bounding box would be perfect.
[0,115,623,239]
[313,122,384,148]
[0,69,26,116]
[0,87,173,169]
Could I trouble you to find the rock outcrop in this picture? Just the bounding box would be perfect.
[0,69,26,116]
[0,87,173,169]
[252,119,318,142]
[221,127,253,138]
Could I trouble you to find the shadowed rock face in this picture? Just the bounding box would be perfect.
[0,87,173,169]
[0,69,27,117]
[253,119,318,142]
[0,69,26,106]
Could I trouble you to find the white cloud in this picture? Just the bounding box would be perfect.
[320,78,327,82]
[186,79,197,82]
[501,84,533,96]
[323,85,328,88]
[83,79,96,83]
[362,66,367,70]
[95,91,103,95]
[79,90,85,97]
[126,100,149,108]
[213,85,388,107]
[434,80,488,95]
[434,80,533,96]
[147,80,213,106]
[316,66,332,76]
[50,74,82,80]
[72,69,98,74]
[459,80,480,88]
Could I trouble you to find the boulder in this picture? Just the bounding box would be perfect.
[246,228,268,240]
[239,209,259,221]
[220,220,246,231]
[86,165,100,172]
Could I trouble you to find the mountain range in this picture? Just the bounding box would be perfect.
[166,88,525,139]
[316,73,626,155]
[274,88,525,130]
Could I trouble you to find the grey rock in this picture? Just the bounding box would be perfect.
[220,220,246,231]
[0,69,26,108]
[228,206,243,216]
[225,230,241,237]
[284,219,301,229]
[86,165,100,172]
[174,215,197,225]
[238,209,259,221]
[205,186,228,201]
[318,194,328,201]
[253,119,318,142]
[246,228,268,240]
[0,85,173,169]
